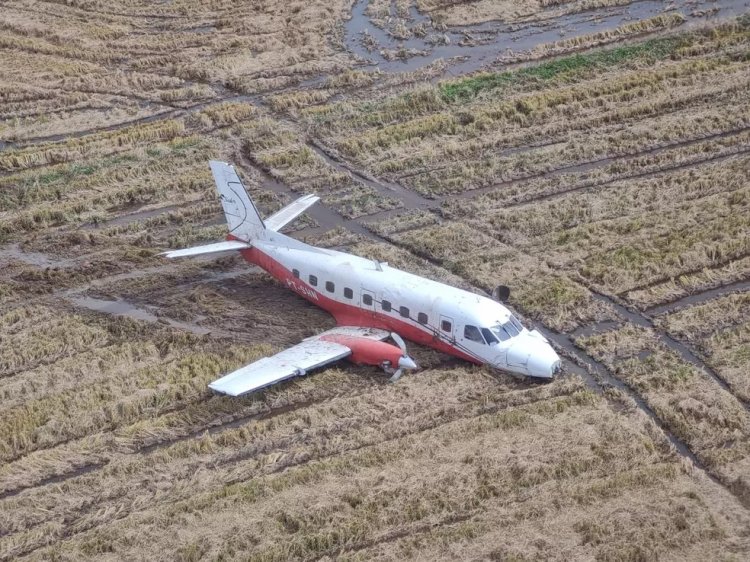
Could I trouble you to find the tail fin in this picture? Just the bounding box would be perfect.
[210,160,266,242]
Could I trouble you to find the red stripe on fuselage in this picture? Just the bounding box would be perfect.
[237,243,480,364]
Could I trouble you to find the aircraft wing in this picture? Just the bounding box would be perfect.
[209,326,390,396]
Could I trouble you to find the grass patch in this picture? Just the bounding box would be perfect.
[439,35,687,102]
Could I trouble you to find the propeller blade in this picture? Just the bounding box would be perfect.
[390,332,407,354]
[388,368,403,383]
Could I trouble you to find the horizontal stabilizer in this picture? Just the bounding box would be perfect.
[265,194,320,232]
[160,240,251,259]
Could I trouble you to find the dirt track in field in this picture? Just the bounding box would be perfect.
[2,0,750,559]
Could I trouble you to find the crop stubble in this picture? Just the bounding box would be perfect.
[2,1,750,560]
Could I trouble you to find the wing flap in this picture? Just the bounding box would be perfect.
[160,240,251,259]
[310,326,390,341]
[265,194,320,232]
[209,340,351,396]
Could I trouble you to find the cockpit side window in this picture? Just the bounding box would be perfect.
[481,328,498,344]
[491,325,511,342]
[504,321,520,337]
[509,316,524,333]
[464,325,484,344]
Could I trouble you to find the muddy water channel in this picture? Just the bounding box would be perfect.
[344,0,750,75]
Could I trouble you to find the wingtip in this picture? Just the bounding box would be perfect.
[208,382,236,396]
[208,159,233,170]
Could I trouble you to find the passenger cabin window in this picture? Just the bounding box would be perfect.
[292,269,300,279]
[417,312,428,324]
[441,320,452,333]
[482,328,498,344]
[344,287,353,299]
[362,294,373,306]
[381,300,392,312]
[464,325,484,343]
[309,275,317,286]
[399,306,409,318]
[325,281,335,293]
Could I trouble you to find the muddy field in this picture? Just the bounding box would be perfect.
[2,0,750,560]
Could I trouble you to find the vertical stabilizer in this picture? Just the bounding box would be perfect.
[209,160,266,242]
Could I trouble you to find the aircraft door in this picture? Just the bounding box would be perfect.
[439,314,455,343]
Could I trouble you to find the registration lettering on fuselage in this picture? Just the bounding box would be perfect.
[285,278,319,301]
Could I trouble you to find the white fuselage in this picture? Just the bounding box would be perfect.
[240,230,561,379]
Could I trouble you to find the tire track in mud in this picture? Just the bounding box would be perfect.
[0,363,396,503]
[329,512,479,559]
[585,288,750,412]
[367,212,750,511]
[2,350,463,503]
[535,325,748,503]
[620,251,750,302]
[0,461,107,502]
[449,125,750,205]
[386,78,750,184]
[306,139,436,211]
[373,230,714,464]
[2,379,572,559]
[646,278,750,317]
[7,94,254,148]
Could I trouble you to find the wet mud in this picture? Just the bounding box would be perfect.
[539,324,706,467]
[343,0,750,76]
[589,290,750,410]
[452,126,750,204]
[4,4,750,552]
[647,278,750,316]
[0,461,108,502]
[67,295,212,335]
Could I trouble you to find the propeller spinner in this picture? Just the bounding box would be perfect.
[387,332,418,382]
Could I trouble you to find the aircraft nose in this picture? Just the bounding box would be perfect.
[506,332,561,379]
[527,345,562,378]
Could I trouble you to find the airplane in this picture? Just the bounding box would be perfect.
[162,161,562,396]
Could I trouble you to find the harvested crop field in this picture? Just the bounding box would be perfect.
[2,0,750,560]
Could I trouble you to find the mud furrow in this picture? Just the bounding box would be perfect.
[383,81,750,184]
[452,126,750,205]
[235,151,377,240]
[646,278,750,316]
[0,393,213,467]
[394,139,566,181]
[136,378,385,457]
[373,229,717,476]
[621,251,750,300]
[0,360,417,499]
[0,461,107,503]
[327,512,479,560]
[4,382,571,559]
[587,289,750,412]
[307,139,436,210]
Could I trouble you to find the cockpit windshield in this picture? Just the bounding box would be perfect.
[488,316,525,343]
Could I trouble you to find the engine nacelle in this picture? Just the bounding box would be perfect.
[319,334,403,367]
